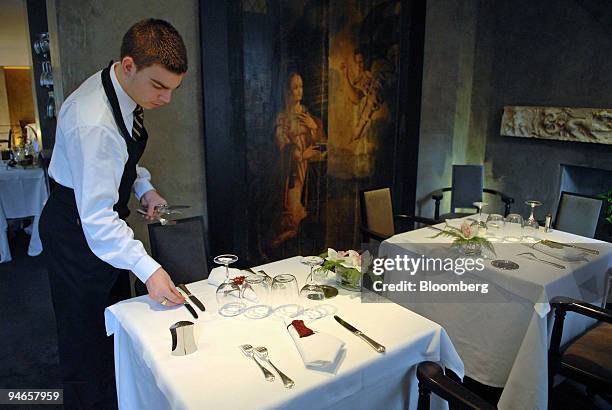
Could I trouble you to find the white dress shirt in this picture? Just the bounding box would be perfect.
[49,63,160,284]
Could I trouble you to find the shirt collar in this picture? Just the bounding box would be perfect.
[110,62,138,119]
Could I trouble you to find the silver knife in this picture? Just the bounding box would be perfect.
[178,284,206,312]
[334,315,386,353]
[176,288,199,319]
[540,239,599,255]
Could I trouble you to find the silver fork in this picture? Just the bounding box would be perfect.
[239,344,275,382]
[254,346,295,389]
[517,252,566,269]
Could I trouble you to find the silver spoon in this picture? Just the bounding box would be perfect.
[239,344,275,382]
[254,346,295,389]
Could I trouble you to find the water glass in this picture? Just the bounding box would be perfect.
[271,274,302,318]
[503,213,524,242]
[485,214,504,241]
[241,273,272,319]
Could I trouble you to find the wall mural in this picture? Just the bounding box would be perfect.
[242,0,403,264]
[501,106,612,145]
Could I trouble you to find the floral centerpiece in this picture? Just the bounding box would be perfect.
[431,220,496,256]
[316,248,371,291]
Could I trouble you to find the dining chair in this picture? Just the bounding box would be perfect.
[554,192,604,238]
[548,297,612,403]
[38,148,53,194]
[431,165,514,221]
[416,361,496,410]
[135,215,210,296]
[359,187,437,242]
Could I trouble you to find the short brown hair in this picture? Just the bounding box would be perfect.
[121,18,188,74]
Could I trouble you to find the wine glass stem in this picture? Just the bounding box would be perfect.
[529,206,536,222]
[224,263,229,281]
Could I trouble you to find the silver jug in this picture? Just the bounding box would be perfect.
[170,321,197,356]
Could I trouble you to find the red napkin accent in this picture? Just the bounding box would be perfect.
[290,320,315,338]
[232,275,246,286]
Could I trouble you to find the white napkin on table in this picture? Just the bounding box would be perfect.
[285,318,345,371]
[207,267,244,287]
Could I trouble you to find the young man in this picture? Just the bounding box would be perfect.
[40,19,187,409]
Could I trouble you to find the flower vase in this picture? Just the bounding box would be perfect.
[335,266,362,292]
[458,241,482,256]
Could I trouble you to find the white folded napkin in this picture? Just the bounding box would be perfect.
[285,318,345,370]
[207,267,244,287]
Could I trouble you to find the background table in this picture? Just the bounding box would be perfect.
[379,220,612,410]
[0,166,48,262]
[106,256,464,410]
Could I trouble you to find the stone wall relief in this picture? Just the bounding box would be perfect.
[501,106,612,145]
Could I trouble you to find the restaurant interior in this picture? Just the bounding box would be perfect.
[0,0,611,409]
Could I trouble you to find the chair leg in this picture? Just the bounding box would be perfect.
[417,383,430,410]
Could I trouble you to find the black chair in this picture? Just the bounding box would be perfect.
[359,187,437,242]
[417,362,496,410]
[135,216,209,296]
[431,165,514,221]
[548,297,612,402]
[38,148,53,193]
[555,192,604,239]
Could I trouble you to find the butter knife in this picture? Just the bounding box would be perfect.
[178,284,206,312]
[334,315,386,353]
[540,239,599,255]
[176,288,199,319]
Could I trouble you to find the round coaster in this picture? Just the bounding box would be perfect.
[491,259,519,270]
[320,285,339,299]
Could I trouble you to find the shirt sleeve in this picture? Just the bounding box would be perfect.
[64,125,161,284]
[133,165,155,199]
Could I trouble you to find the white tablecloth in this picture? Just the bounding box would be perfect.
[0,166,48,262]
[379,221,612,410]
[105,256,464,410]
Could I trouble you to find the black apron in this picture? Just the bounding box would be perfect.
[40,62,147,410]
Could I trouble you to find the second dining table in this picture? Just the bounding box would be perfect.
[105,256,464,410]
[379,217,612,410]
[0,164,49,262]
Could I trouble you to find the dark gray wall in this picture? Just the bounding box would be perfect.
[418,0,612,220]
[482,0,612,219]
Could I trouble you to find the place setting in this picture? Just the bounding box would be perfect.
[168,251,389,388]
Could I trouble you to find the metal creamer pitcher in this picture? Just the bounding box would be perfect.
[170,321,197,356]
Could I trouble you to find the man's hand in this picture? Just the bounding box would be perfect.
[145,267,185,306]
[140,189,167,221]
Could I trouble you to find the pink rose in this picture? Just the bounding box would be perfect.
[460,221,474,239]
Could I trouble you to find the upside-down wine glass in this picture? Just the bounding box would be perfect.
[299,256,325,301]
[472,201,489,236]
[523,200,542,242]
[214,254,245,317]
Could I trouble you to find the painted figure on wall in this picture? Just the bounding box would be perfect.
[272,72,327,247]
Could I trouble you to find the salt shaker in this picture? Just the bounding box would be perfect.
[544,213,552,232]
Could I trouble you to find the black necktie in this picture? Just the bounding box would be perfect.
[132,105,147,141]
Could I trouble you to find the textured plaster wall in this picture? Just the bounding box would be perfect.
[418,0,612,219]
[416,0,479,218]
[49,1,206,258]
[480,0,612,218]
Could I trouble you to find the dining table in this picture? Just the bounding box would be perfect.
[105,256,464,410]
[0,164,49,262]
[378,217,612,410]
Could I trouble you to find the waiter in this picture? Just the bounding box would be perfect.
[40,19,187,409]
